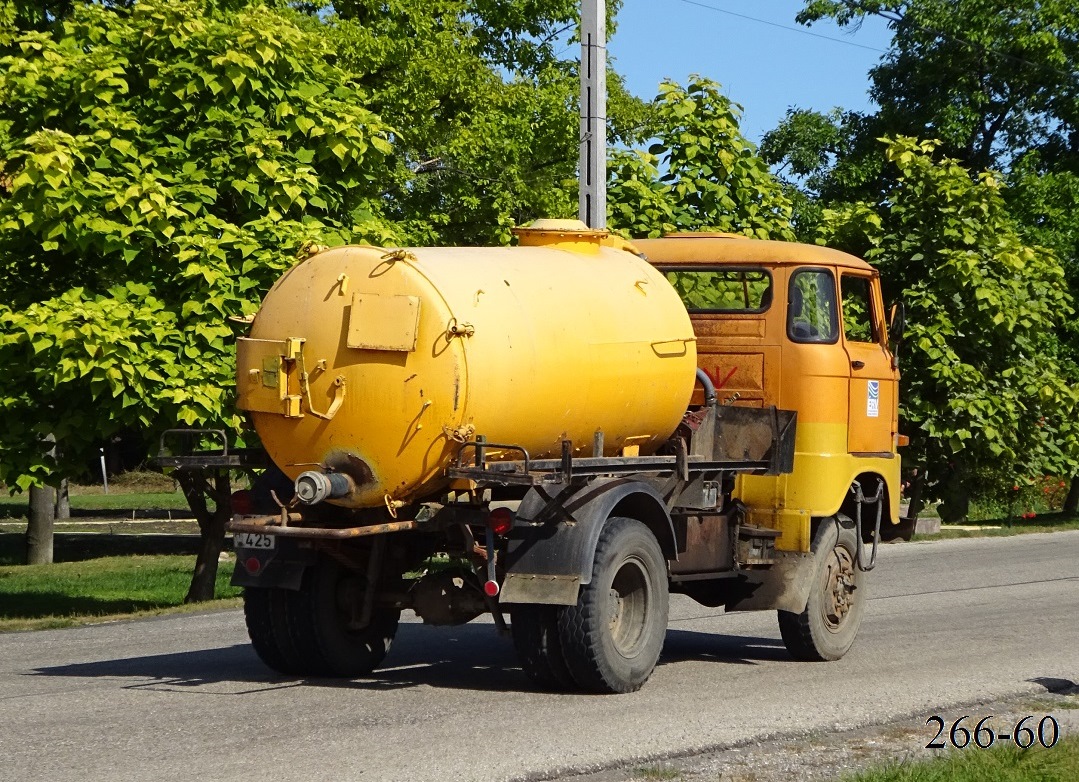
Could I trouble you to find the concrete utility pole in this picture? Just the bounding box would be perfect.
[579,0,606,229]
[26,434,57,565]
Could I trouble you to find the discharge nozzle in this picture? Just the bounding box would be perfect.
[295,471,355,505]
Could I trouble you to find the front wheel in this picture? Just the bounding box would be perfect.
[778,515,865,661]
[558,517,669,693]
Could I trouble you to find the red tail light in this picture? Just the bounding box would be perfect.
[489,507,514,536]
[231,489,254,516]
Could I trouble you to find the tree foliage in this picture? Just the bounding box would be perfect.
[819,138,1078,519]
[0,0,652,492]
[309,0,640,246]
[764,1,1079,510]
[0,0,397,487]
[607,77,795,240]
[797,0,1078,171]
[768,2,1079,241]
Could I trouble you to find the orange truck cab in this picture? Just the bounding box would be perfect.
[636,233,908,555]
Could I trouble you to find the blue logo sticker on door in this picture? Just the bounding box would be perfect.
[867,380,880,418]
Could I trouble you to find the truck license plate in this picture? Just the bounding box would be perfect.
[234,532,275,550]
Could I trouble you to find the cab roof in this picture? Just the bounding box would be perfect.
[634,233,875,273]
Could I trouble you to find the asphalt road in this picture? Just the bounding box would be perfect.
[2,532,1077,782]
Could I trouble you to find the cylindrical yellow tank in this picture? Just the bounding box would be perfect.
[237,220,697,508]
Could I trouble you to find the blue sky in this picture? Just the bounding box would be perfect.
[607,0,895,142]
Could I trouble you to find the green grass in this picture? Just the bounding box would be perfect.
[917,512,1079,540]
[1,489,198,520]
[0,469,223,519]
[0,554,241,632]
[68,491,192,510]
[843,735,1079,782]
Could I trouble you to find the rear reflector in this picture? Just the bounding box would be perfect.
[489,507,514,536]
[231,489,254,516]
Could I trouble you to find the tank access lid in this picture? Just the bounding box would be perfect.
[512,218,608,253]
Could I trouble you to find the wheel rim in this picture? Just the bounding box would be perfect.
[607,555,651,657]
[820,544,857,633]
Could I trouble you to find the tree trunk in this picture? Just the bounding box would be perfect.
[177,470,232,603]
[1065,475,1079,515]
[905,468,926,520]
[26,485,56,565]
[55,478,70,520]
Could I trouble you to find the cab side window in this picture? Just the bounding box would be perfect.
[841,275,877,343]
[663,268,773,312]
[787,269,838,343]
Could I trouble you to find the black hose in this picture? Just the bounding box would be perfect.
[696,368,718,407]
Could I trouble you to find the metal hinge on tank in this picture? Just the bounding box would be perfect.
[236,336,346,420]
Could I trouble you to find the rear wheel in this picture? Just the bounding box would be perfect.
[243,586,303,675]
[558,517,669,693]
[511,604,575,691]
[283,555,401,677]
[778,515,865,661]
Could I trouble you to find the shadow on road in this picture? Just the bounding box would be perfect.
[1029,676,1079,695]
[660,629,790,666]
[27,623,789,694]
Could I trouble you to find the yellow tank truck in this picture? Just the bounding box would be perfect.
[227,220,907,693]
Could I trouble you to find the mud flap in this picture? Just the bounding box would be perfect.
[500,478,676,606]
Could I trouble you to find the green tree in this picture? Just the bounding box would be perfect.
[819,138,1078,520]
[767,1,1079,240]
[316,0,643,245]
[0,0,651,580]
[0,0,396,583]
[797,1,1077,171]
[764,0,1079,511]
[607,77,795,240]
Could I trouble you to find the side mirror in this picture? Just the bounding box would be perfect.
[888,301,906,350]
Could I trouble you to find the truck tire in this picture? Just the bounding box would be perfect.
[243,586,303,675]
[283,556,400,678]
[511,604,575,691]
[778,515,865,662]
[557,517,669,693]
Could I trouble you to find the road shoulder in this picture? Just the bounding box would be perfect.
[552,686,1079,782]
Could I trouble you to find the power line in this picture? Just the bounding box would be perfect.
[673,0,888,54]
[676,0,1078,86]
[832,0,1079,85]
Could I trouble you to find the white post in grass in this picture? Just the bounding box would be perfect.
[579,0,606,229]
[100,447,109,495]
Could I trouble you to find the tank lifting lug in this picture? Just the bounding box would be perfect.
[447,318,475,338]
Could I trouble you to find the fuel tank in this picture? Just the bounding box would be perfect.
[237,220,697,508]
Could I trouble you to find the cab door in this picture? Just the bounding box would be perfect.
[839,272,897,455]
